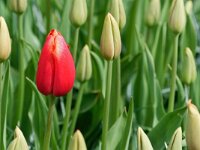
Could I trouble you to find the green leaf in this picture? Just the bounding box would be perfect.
[133,52,148,126]
[26,77,47,147]
[21,38,39,71]
[121,53,141,91]
[26,77,47,111]
[125,0,147,56]
[181,14,197,54]
[106,110,127,150]
[148,107,187,150]
[59,0,71,40]
[155,80,166,120]
[144,47,157,126]
[134,26,157,127]
[120,98,134,150]
[90,51,105,94]
[79,91,101,114]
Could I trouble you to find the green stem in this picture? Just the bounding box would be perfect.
[0,63,2,149]
[0,63,2,101]
[61,92,72,150]
[73,27,80,62]
[88,0,95,48]
[168,35,179,112]
[151,25,161,59]
[15,14,25,125]
[42,97,55,150]
[61,27,80,150]
[102,61,113,150]
[184,85,189,102]
[115,57,121,119]
[67,83,85,145]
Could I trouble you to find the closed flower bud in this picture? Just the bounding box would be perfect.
[76,45,92,82]
[168,0,186,34]
[181,48,196,85]
[8,0,27,14]
[0,16,11,63]
[7,127,29,150]
[137,127,153,150]
[110,0,126,30]
[167,127,182,150]
[70,0,87,27]
[145,0,160,26]
[185,0,193,15]
[186,100,200,150]
[69,130,87,150]
[100,13,121,60]
[36,29,75,96]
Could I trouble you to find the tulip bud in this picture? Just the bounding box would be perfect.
[36,29,75,96]
[168,0,186,34]
[185,0,193,15]
[110,0,126,30]
[180,48,196,85]
[100,13,121,60]
[7,127,29,150]
[76,45,92,82]
[186,100,200,149]
[0,16,11,63]
[167,127,182,150]
[8,0,27,14]
[137,127,153,150]
[70,0,87,27]
[69,130,87,150]
[145,0,160,26]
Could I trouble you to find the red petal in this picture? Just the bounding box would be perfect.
[36,35,54,95]
[52,34,75,96]
[36,29,75,96]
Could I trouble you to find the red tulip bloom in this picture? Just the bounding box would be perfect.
[36,29,75,96]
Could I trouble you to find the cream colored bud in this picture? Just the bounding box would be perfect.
[69,130,87,150]
[145,0,160,26]
[137,127,153,150]
[0,16,11,63]
[7,127,29,150]
[186,100,200,150]
[100,13,121,60]
[167,127,182,150]
[110,0,126,30]
[185,0,193,15]
[168,0,186,34]
[181,48,196,85]
[8,0,27,14]
[77,45,92,82]
[70,0,87,27]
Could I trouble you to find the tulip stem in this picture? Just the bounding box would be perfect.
[0,63,2,100]
[15,14,25,126]
[43,96,55,150]
[185,85,189,102]
[102,60,113,150]
[61,91,72,150]
[0,63,2,148]
[61,26,80,150]
[116,57,121,118]
[73,27,80,62]
[168,34,179,112]
[67,83,85,145]
[88,0,95,48]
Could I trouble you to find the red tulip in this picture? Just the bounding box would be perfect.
[36,29,75,96]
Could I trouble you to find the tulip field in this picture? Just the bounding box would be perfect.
[1,0,200,149]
